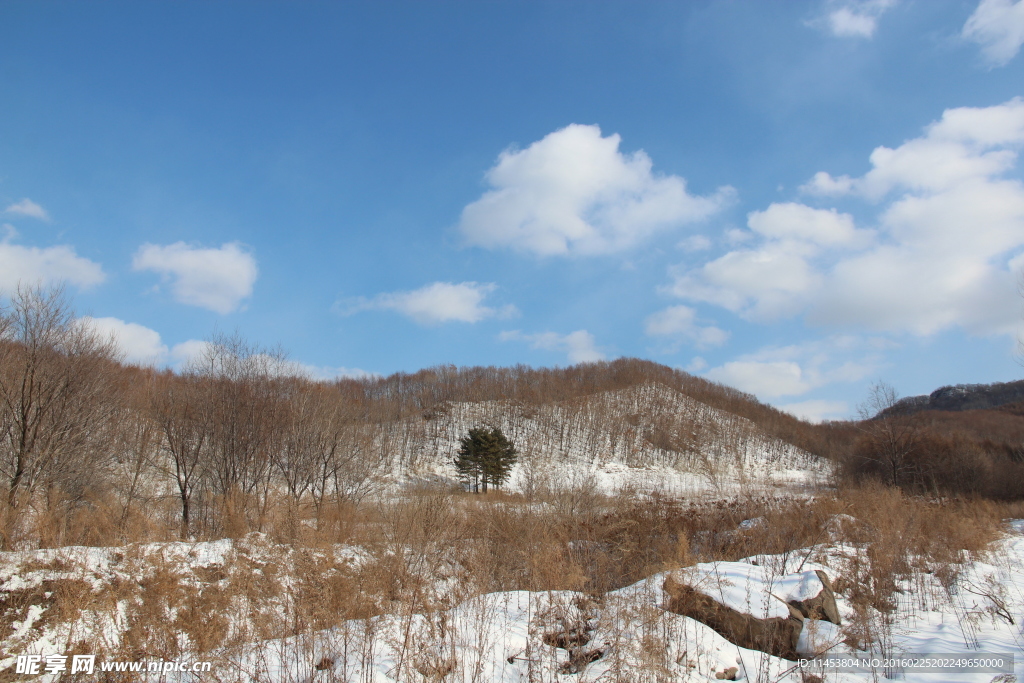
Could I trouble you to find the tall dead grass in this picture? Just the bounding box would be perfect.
[3,482,1022,679]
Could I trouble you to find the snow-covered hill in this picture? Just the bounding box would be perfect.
[375,383,828,496]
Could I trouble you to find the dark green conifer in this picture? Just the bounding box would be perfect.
[453,426,517,493]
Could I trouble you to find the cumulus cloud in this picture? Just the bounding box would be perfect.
[668,203,871,322]
[747,202,865,246]
[80,317,169,366]
[342,281,514,325]
[703,338,882,400]
[168,339,212,366]
[963,0,1024,67]
[811,0,897,38]
[65,326,370,380]
[293,364,380,381]
[499,329,605,364]
[778,399,850,423]
[671,98,1024,336]
[4,198,50,221]
[0,242,105,291]
[77,318,232,373]
[458,124,733,256]
[679,235,713,252]
[644,305,730,349]
[132,242,257,314]
[707,360,812,398]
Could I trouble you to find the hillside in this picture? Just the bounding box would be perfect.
[886,379,1024,415]
[846,379,1024,499]
[7,332,1024,682]
[378,381,828,496]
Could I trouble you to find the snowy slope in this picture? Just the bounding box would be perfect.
[376,383,828,496]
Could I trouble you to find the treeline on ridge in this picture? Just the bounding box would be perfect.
[841,393,1024,500]
[2,284,1023,550]
[0,285,830,548]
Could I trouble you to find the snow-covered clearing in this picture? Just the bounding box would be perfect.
[4,518,1024,681]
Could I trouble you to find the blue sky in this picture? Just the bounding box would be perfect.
[2,0,1024,421]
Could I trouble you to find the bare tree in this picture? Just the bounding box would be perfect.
[855,381,919,487]
[0,284,121,545]
[109,369,161,539]
[150,372,210,538]
[188,333,289,529]
[276,380,328,503]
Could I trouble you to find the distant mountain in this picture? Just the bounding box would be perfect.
[886,379,1024,416]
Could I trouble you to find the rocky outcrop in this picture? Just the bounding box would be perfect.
[883,380,1024,416]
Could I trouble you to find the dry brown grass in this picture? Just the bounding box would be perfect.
[3,481,1022,679]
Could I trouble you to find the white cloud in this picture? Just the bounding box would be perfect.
[0,242,105,291]
[812,0,897,39]
[132,242,257,314]
[707,360,812,398]
[170,340,213,366]
[294,364,380,381]
[686,357,708,373]
[678,235,713,251]
[725,228,753,245]
[800,171,856,196]
[4,198,50,221]
[499,329,605,364]
[778,399,850,423]
[963,0,1024,67]
[703,338,883,400]
[342,281,514,325]
[804,98,1024,201]
[77,319,245,374]
[458,124,733,256]
[747,202,864,247]
[828,8,877,37]
[671,99,1024,336]
[80,317,169,366]
[644,305,729,349]
[65,329,374,381]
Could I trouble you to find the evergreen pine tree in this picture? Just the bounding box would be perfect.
[453,427,487,492]
[481,427,517,491]
[453,426,517,493]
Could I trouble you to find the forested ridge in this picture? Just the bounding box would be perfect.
[2,286,1023,551]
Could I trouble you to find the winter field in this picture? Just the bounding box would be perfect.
[0,324,1020,681]
[3,494,1024,682]
[4,460,1024,681]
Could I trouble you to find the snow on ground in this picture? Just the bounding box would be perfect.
[7,520,1023,681]
[197,521,1024,682]
[205,575,803,683]
[234,518,1024,681]
[0,533,369,676]
[678,562,826,620]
